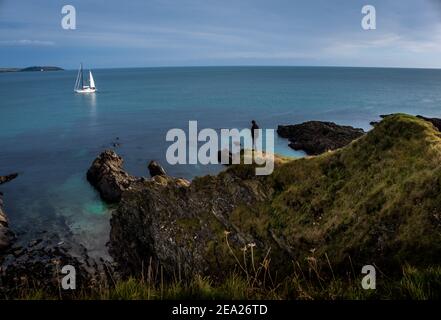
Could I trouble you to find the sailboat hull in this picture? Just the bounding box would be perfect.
[75,87,96,93]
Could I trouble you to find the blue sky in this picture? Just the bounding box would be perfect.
[1,0,441,69]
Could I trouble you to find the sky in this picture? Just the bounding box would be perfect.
[1,0,441,69]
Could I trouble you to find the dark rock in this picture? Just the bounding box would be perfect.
[0,234,110,297]
[87,150,136,203]
[277,121,365,155]
[0,197,15,253]
[110,137,121,148]
[0,215,113,297]
[0,173,18,185]
[148,160,167,177]
[377,114,441,132]
[416,115,441,131]
[0,173,16,252]
[370,121,379,127]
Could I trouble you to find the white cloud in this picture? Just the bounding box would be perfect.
[325,25,441,56]
[0,39,55,46]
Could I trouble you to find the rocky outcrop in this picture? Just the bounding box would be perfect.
[86,150,136,203]
[108,170,271,278]
[416,115,441,131]
[0,174,17,253]
[0,196,14,253]
[277,121,365,155]
[87,150,272,278]
[0,173,18,185]
[378,114,441,132]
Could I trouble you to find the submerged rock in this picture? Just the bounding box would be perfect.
[277,121,365,155]
[0,206,114,297]
[0,168,112,297]
[87,150,136,203]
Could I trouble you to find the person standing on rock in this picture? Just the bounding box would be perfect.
[251,120,259,149]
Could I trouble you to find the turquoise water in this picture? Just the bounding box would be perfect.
[1,66,441,258]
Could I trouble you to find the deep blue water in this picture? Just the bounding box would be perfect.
[1,66,441,258]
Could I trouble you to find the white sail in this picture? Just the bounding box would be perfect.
[89,71,95,89]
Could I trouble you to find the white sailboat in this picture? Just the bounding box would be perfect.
[74,63,97,93]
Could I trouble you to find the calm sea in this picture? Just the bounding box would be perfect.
[1,66,441,258]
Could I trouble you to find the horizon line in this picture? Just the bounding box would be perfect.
[62,64,441,72]
[3,64,441,71]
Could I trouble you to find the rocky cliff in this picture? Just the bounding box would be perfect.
[89,150,272,278]
[0,174,17,253]
[89,114,441,282]
[0,195,14,253]
[87,150,137,203]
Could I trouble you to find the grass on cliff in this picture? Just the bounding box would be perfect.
[92,264,441,300]
[18,263,441,300]
[226,114,441,274]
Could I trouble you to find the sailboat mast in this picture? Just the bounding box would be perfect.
[80,63,84,89]
[74,63,82,91]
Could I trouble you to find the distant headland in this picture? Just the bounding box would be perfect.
[0,66,64,73]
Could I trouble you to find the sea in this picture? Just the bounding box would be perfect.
[1,66,441,259]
